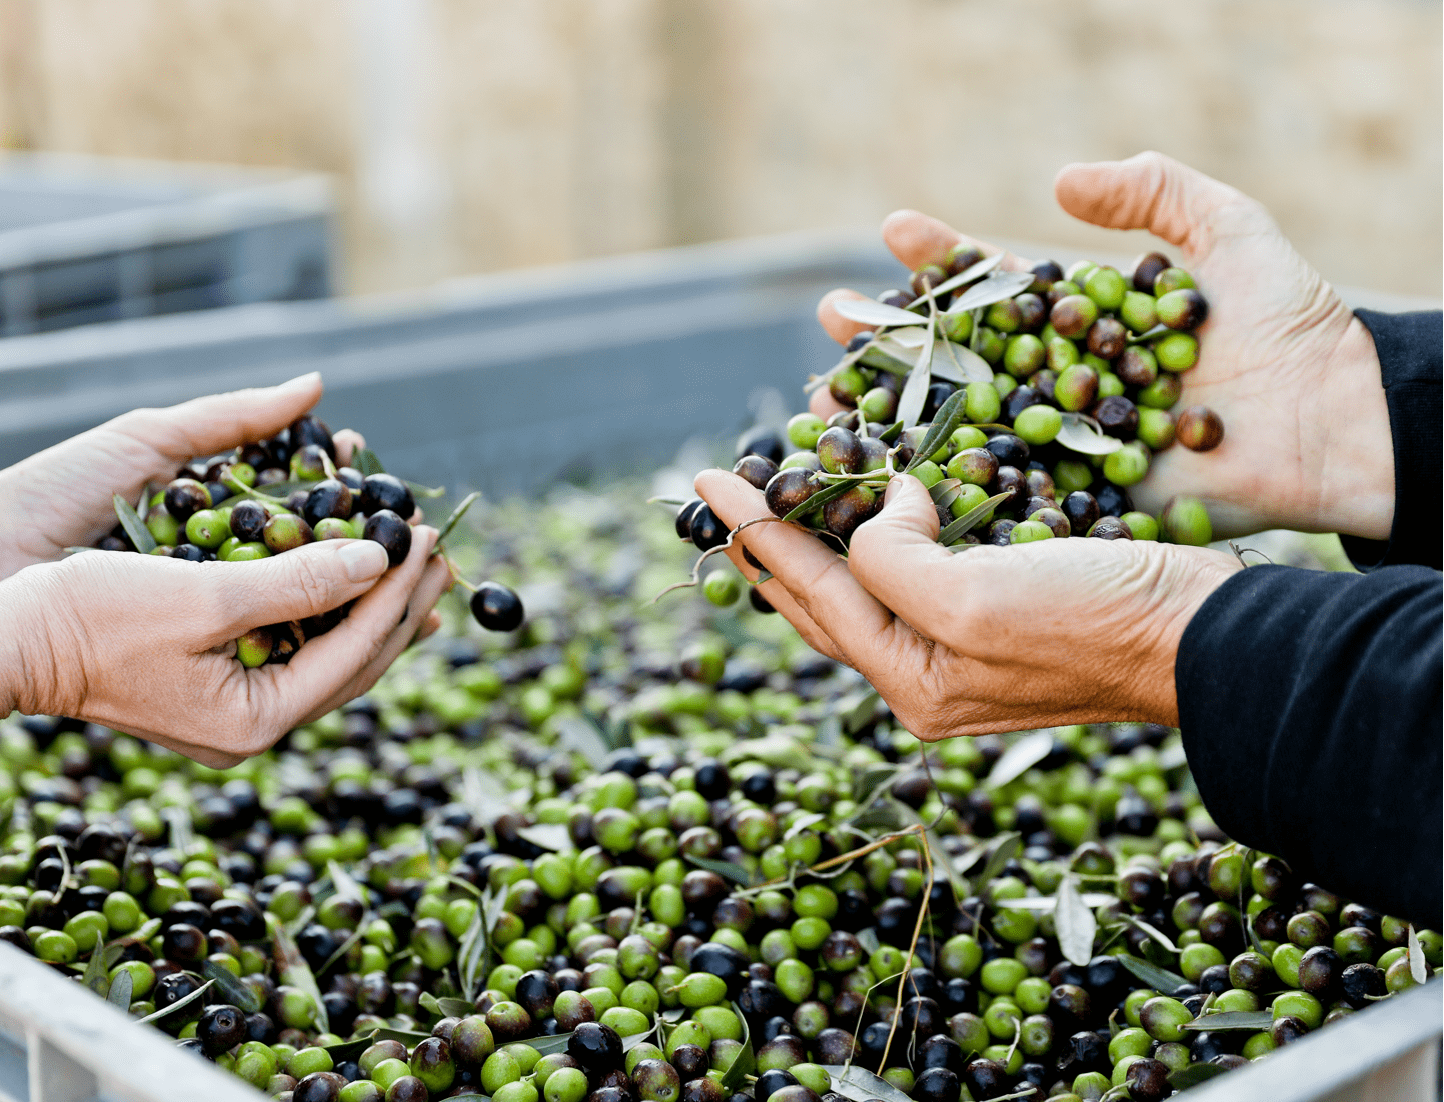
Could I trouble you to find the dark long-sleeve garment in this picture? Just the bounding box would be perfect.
[1176,309,1442,927]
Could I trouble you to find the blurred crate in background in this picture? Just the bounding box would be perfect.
[0,153,332,337]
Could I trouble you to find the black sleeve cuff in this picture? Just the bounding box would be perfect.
[1340,310,1442,572]
[1177,563,1443,927]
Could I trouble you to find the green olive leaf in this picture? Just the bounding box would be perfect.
[315,924,366,980]
[1121,914,1179,954]
[326,860,368,905]
[112,493,157,554]
[136,978,215,1024]
[521,1032,576,1056]
[1128,323,1171,344]
[201,960,263,1013]
[683,855,753,886]
[896,306,938,429]
[971,832,1023,895]
[943,270,1036,314]
[1056,413,1124,456]
[1055,876,1097,967]
[323,1030,380,1062]
[353,449,386,477]
[268,914,329,1034]
[1166,1063,1231,1089]
[822,1065,913,1102]
[902,252,1006,306]
[936,491,1012,546]
[1408,924,1428,984]
[459,907,487,1001]
[436,491,482,545]
[1179,1010,1274,1031]
[405,480,447,499]
[780,478,853,524]
[719,1001,754,1091]
[903,388,969,473]
[81,935,115,997]
[515,824,572,852]
[987,732,1058,789]
[375,1027,436,1045]
[106,967,133,1009]
[1117,956,1189,996]
[830,297,929,329]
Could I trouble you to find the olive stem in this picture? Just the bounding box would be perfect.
[219,469,294,513]
[875,831,934,1074]
[440,550,480,594]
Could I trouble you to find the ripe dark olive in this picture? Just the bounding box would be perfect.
[1157,287,1209,330]
[1087,516,1133,540]
[1086,316,1128,360]
[515,969,560,1018]
[984,519,1017,545]
[922,381,959,423]
[675,498,703,541]
[1125,1058,1170,1102]
[734,455,780,491]
[1132,252,1171,293]
[946,245,985,277]
[1299,946,1344,997]
[749,587,776,614]
[567,1021,624,1072]
[288,414,335,459]
[164,479,211,523]
[196,1003,246,1055]
[1003,385,1045,423]
[1093,482,1132,518]
[989,466,1028,513]
[689,503,728,551]
[1060,491,1100,537]
[634,1059,683,1102]
[1341,963,1386,1008]
[1176,406,1225,452]
[302,480,354,527]
[269,621,306,664]
[962,1058,1008,1099]
[470,582,525,632]
[1028,259,1064,292]
[1049,295,1099,339]
[1116,346,1159,387]
[689,942,749,996]
[229,499,270,543]
[822,485,877,540]
[983,433,1030,468]
[363,509,411,567]
[737,426,786,464]
[816,427,865,475]
[671,1043,709,1081]
[358,473,415,519]
[1092,395,1140,438]
[765,469,820,518]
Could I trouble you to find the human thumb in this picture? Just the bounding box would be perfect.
[1053,151,1251,253]
[209,538,389,637]
[847,474,958,624]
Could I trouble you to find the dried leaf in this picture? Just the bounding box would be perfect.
[137,978,215,1024]
[822,1064,913,1102]
[202,960,263,1013]
[987,732,1057,789]
[904,389,968,474]
[1056,413,1124,456]
[112,494,157,554]
[436,492,481,545]
[936,491,1012,546]
[1118,956,1189,996]
[353,449,386,476]
[831,298,928,329]
[516,824,573,852]
[946,270,1036,314]
[897,308,938,428]
[1180,1010,1275,1031]
[107,968,133,1009]
[904,252,1006,305]
[1409,924,1428,984]
[684,855,752,886]
[1056,877,1097,966]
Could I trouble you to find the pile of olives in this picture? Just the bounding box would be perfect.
[8,484,1430,1102]
[700,251,1219,550]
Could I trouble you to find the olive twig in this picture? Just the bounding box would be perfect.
[876,830,934,1074]
[440,549,479,594]
[651,514,839,604]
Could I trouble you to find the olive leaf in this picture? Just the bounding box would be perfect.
[458,908,487,1001]
[136,978,216,1024]
[719,1001,754,1090]
[420,992,475,1019]
[936,491,1012,546]
[822,1064,913,1102]
[971,832,1023,894]
[1056,413,1124,456]
[82,939,121,997]
[896,307,938,429]
[315,924,366,979]
[106,967,133,1010]
[903,252,1006,306]
[784,813,828,841]
[1117,956,1189,996]
[516,824,572,852]
[1166,1063,1230,1089]
[354,449,386,476]
[461,766,515,825]
[1055,876,1097,966]
[555,715,612,771]
[1408,924,1428,984]
[1127,323,1171,344]
[780,479,854,524]
[112,493,157,554]
[323,1030,380,1063]
[1180,1010,1274,1031]
[852,763,901,807]
[326,860,367,905]
[202,960,263,1012]
[269,914,329,1034]
[405,480,447,499]
[986,732,1057,789]
[931,339,993,385]
[928,478,964,515]
[376,1027,437,1045]
[1121,914,1179,954]
[684,855,753,886]
[830,298,928,329]
[877,420,904,444]
[522,1032,576,1056]
[944,270,1036,314]
[996,893,1119,911]
[436,492,482,545]
[904,389,969,474]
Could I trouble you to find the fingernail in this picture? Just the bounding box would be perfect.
[278,371,322,392]
[339,540,387,580]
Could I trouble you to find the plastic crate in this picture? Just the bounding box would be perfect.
[0,153,332,337]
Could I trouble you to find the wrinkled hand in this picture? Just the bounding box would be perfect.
[814,152,1394,540]
[695,469,1240,738]
[0,372,369,579]
[0,530,451,768]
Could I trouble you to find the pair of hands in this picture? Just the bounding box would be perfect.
[697,152,1394,737]
[0,373,452,768]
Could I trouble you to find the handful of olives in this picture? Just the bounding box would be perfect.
[687,252,1220,559]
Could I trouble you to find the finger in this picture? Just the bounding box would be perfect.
[817,289,876,346]
[296,553,452,724]
[115,372,324,461]
[809,387,848,421]
[846,474,980,634]
[269,526,441,723]
[1053,151,1252,256]
[694,469,896,665]
[879,209,1033,273]
[206,538,390,637]
[333,429,366,467]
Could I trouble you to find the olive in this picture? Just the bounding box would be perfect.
[737,426,786,464]
[1125,1058,1170,1102]
[164,479,212,524]
[675,499,703,541]
[734,455,780,491]
[291,444,331,482]
[516,969,561,1018]
[1086,317,1128,360]
[471,582,525,632]
[1092,395,1139,438]
[765,469,820,518]
[1003,385,1044,423]
[983,519,1017,546]
[1157,287,1208,330]
[289,414,335,459]
[1341,963,1386,1008]
[355,474,414,520]
[816,427,865,475]
[568,1022,624,1072]
[1176,406,1225,452]
[911,1068,959,1102]
[988,466,1027,513]
[229,499,271,543]
[302,480,355,527]
[1087,517,1133,540]
[922,382,959,423]
[946,244,985,277]
[269,621,306,664]
[1131,252,1171,293]
[196,1003,247,1055]
[1049,295,1099,339]
[363,509,412,567]
[633,1059,682,1102]
[263,513,316,554]
[689,503,729,551]
[1298,946,1343,997]
[983,434,1029,468]
[910,264,948,298]
[961,1058,1007,1100]
[822,485,878,540]
[1116,346,1158,388]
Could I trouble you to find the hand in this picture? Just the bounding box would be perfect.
[694,469,1241,738]
[813,151,1394,540]
[0,372,371,579]
[0,529,452,768]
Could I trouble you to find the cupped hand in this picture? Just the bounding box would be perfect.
[814,151,1394,540]
[0,529,452,768]
[0,372,372,579]
[695,468,1241,737]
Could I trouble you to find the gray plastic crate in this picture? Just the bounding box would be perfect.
[0,153,332,337]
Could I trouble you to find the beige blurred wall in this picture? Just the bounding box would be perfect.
[1,0,1438,297]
